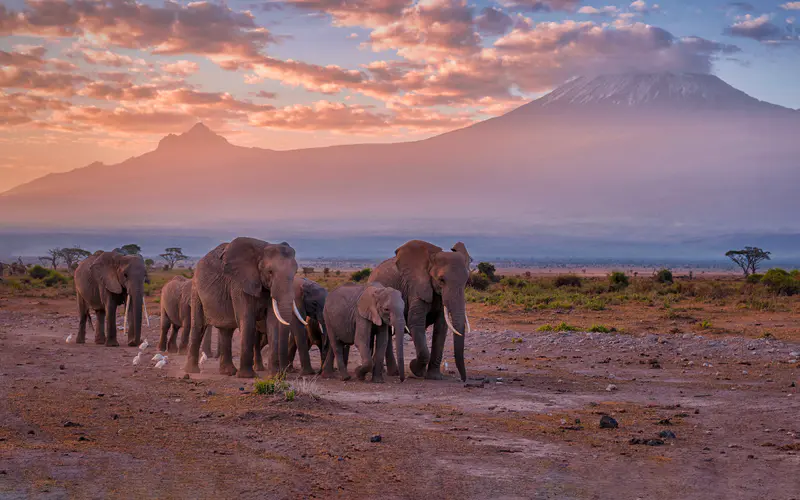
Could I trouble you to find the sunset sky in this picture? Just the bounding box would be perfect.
[1,0,798,192]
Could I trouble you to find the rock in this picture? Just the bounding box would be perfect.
[59,365,65,370]
[629,438,664,446]
[599,415,618,429]
[183,374,190,380]
[659,430,677,439]
[78,436,90,442]
[657,418,672,425]
[370,435,382,443]
[606,384,618,392]
[464,380,485,388]
[62,421,81,428]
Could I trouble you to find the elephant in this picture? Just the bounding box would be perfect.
[74,251,148,347]
[256,277,329,372]
[158,275,214,356]
[182,237,309,378]
[322,283,406,382]
[368,240,471,381]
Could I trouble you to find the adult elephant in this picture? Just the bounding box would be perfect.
[369,240,471,381]
[74,251,148,347]
[182,237,307,378]
[256,277,328,374]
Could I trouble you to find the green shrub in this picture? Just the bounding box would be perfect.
[537,322,578,332]
[43,271,68,287]
[554,275,582,288]
[350,268,372,282]
[253,374,290,395]
[588,324,616,333]
[698,320,712,329]
[284,389,296,402]
[608,271,629,291]
[477,262,497,282]
[29,265,49,279]
[468,272,491,291]
[746,273,763,284]
[760,268,800,296]
[655,269,673,284]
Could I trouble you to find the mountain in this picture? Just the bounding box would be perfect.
[1,72,798,250]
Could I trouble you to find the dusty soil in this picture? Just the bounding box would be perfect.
[1,294,799,500]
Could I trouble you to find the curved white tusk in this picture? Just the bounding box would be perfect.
[272,298,290,326]
[292,301,308,326]
[404,325,410,334]
[465,314,471,334]
[143,296,150,327]
[443,306,463,337]
[124,294,131,336]
[391,326,395,337]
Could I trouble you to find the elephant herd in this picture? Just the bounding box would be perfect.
[71,237,473,382]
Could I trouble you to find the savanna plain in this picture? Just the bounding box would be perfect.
[1,266,799,499]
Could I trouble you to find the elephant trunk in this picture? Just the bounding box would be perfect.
[444,290,468,382]
[127,286,144,344]
[271,279,296,370]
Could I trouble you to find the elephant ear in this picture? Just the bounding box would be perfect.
[394,240,442,303]
[451,242,472,269]
[357,285,383,326]
[223,237,266,297]
[90,252,122,294]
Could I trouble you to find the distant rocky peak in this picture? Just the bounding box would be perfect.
[157,122,230,151]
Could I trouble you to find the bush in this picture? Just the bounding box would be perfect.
[29,265,49,279]
[253,374,289,395]
[537,322,578,332]
[468,272,491,291]
[655,269,673,284]
[350,268,372,282]
[302,267,314,275]
[760,268,800,296]
[608,271,629,291]
[746,273,763,284]
[588,324,617,333]
[43,271,68,287]
[554,275,582,288]
[477,262,497,282]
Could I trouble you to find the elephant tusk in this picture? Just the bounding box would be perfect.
[124,294,131,336]
[391,326,394,337]
[293,301,308,326]
[404,325,410,335]
[466,314,471,334]
[272,298,290,326]
[443,306,463,337]
[143,296,150,327]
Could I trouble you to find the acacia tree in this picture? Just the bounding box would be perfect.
[40,248,61,270]
[59,247,92,272]
[118,244,142,255]
[725,247,771,276]
[160,247,187,270]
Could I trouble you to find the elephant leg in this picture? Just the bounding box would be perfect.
[183,294,205,374]
[342,344,350,368]
[286,334,298,372]
[105,300,119,347]
[291,321,314,376]
[334,340,351,381]
[94,310,106,345]
[385,337,399,376]
[201,325,212,357]
[235,303,257,379]
[407,302,431,378]
[76,295,89,344]
[168,324,180,353]
[354,321,374,381]
[253,328,265,372]
[321,339,336,377]
[371,326,388,383]
[425,312,448,380]
[158,311,171,352]
[217,327,237,376]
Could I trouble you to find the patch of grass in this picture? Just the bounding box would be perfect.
[253,373,289,395]
[537,322,578,332]
[698,320,712,330]
[588,324,617,333]
[284,389,296,402]
[554,274,582,288]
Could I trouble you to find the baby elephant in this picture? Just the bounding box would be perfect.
[159,276,213,356]
[323,283,406,382]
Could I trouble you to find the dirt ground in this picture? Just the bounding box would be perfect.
[1,292,799,500]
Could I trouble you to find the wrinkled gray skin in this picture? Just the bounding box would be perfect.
[369,240,471,381]
[322,283,406,382]
[257,277,329,373]
[158,276,214,356]
[74,251,148,347]
[183,237,302,378]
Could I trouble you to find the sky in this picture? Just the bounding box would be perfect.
[0,0,798,192]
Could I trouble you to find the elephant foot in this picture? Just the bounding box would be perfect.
[386,365,399,377]
[105,338,120,347]
[372,374,385,384]
[425,368,444,381]
[169,343,179,354]
[320,370,336,379]
[300,368,316,377]
[285,365,297,373]
[219,364,238,376]
[340,373,352,381]
[183,361,200,374]
[76,336,86,344]
[236,367,257,379]
[127,339,138,347]
[409,358,427,378]
[94,336,106,345]
[157,342,167,352]
[254,362,266,372]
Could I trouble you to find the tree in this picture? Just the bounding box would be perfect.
[40,248,61,270]
[118,244,142,255]
[160,247,187,270]
[477,262,497,282]
[725,247,771,276]
[59,247,91,272]
[144,258,154,270]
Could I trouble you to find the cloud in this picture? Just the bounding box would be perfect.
[161,60,200,76]
[0,67,89,95]
[728,2,754,11]
[630,1,660,14]
[781,2,800,10]
[2,0,275,58]
[75,48,138,67]
[0,91,71,127]
[725,14,792,42]
[498,0,581,12]
[475,7,514,36]
[255,90,278,99]
[79,82,160,101]
[278,0,412,27]
[0,48,47,68]
[578,6,620,16]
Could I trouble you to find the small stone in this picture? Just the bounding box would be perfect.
[112,414,119,420]
[239,387,244,391]
[370,435,382,443]
[599,415,618,429]
[63,421,81,428]
[659,430,677,439]
[464,380,485,388]
[78,436,90,442]
[606,384,618,392]
[59,365,65,370]
[183,374,190,380]
[206,390,215,396]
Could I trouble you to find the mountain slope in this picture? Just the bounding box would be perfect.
[1,72,798,237]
